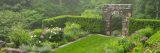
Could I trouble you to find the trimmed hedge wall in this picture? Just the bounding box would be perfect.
[43,15,160,34]
[42,15,104,33]
[129,18,160,34]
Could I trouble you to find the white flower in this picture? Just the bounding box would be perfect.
[53,32,57,34]
[39,41,41,43]
[49,36,52,39]
[31,36,33,38]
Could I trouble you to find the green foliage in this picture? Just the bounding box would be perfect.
[0,10,43,41]
[133,0,160,18]
[32,27,63,42]
[0,10,27,41]
[116,28,153,52]
[144,49,153,53]
[64,22,87,41]
[118,37,131,52]
[146,31,160,46]
[0,0,32,11]
[8,24,31,47]
[81,9,101,18]
[129,18,160,34]
[20,42,52,53]
[32,29,43,36]
[42,15,103,33]
[20,9,44,29]
[32,29,43,43]
[130,27,153,42]
[105,39,124,53]
[132,42,143,53]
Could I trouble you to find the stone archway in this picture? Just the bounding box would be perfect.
[102,4,132,36]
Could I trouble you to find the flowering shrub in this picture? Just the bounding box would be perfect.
[32,27,63,42]
[32,29,43,43]
[46,27,63,42]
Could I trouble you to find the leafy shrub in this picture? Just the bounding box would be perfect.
[64,22,88,41]
[31,29,44,45]
[130,27,153,42]
[146,31,160,46]
[116,28,153,52]
[8,25,31,47]
[105,38,125,53]
[42,15,103,33]
[32,29,43,36]
[32,27,63,42]
[0,10,27,41]
[20,42,52,53]
[144,49,153,53]
[118,37,131,52]
[132,42,143,53]
[129,18,160,34]
[32,29,43,40]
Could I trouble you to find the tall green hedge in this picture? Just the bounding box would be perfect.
[129,18,160,34]
[43,15,160,35]
[42,15,104,33]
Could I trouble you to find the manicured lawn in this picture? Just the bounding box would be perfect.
[53,34,120,53]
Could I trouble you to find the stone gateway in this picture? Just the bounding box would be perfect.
[102,4,132,36]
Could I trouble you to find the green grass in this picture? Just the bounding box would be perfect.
[53,34,120,53]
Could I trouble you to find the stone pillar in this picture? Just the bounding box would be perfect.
[103,6,111,35]
[105,13,111,35]
[122,15,129,36]
[122,10,131,36]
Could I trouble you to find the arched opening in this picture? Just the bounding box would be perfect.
[102,4,132,36]
[111,11,122,36]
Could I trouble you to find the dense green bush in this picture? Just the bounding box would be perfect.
[118,37,131,52]
[32,29,43,45]
[0,10,27,41]
[8,25,31,47]
[146,31,160,46]
[64,22,88,41]
[130,27,153,42]
[33,29,43,35]
[129,18,160,34]
[116,28,153,52]
[42,15,103,33]
[0,10,43,41]
[132,42,144,53]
